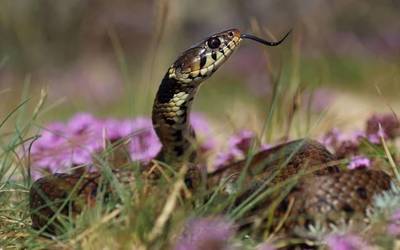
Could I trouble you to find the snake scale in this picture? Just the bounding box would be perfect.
[29,29,392,237]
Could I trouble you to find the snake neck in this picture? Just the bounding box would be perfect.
[152,73,199,165]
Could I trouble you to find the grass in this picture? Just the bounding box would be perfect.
[0,57,293,249]
[1,5,400,249]
[2,64,400,249]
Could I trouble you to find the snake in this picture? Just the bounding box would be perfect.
[29,28,392,238]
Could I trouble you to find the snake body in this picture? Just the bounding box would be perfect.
[29,29,392,236]
[210,139,390,233]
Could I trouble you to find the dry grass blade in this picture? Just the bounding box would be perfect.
[271,196,295,236]
[379,124,400,180]
[32,88,47,120]
[69,208,121,245]
[147,164,188,242]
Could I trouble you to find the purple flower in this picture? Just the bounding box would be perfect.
[213,130,272,168]
[387,209,400,236]
[321,128,363,158]
[322,128,342,148]
[102,118,131,141]
[126,118,161,161]
[30,114,103,179]
[213,130,256,168]
[366,113,400,143]
[348,155,371,170]
[228,130,255,153]
[28,112,213,179]
[367,134,381,144]
[336,141,360,159]
[325,234,370,250]
[190,113,216,153]
[213,152,238,168]
[67,113,100,134]
[174,217,236,250]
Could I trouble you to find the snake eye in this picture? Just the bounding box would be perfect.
[207,37,221,49]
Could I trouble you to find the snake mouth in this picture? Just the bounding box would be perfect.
[240,30,291,46]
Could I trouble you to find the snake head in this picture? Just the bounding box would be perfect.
[168,28,291,84]
[168,28,242,83]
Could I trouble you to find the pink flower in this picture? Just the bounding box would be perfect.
[213,130,271,168]
[67,113,100,134]
[326,234,371,250]
[29,114,103,179]
[387,209,400,236]
[28,113,212,179]
[228,130,255,153]
[213,152,238,168]
[321,128,363,158]
[213,130,256,168]
[126,118,161,161]
[348,155,371,170]
[190,113,216,153]
[366,113,400,142]
[174,217,236,250]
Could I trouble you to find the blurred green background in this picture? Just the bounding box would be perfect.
[0,0,399,134]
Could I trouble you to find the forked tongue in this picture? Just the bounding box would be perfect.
[240,30,291,46]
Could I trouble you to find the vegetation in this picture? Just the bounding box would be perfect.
[1,1,400,249]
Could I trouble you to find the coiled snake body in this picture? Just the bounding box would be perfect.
[29,29,391,237]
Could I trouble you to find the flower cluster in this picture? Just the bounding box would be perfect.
[321,113,399,169]
[366,113,400,143]
[25,109,400,248]
[325,233,372,250]
[29,112,399,177]
[28,113,213,179]
[348,155,371,169]
[213,130,270,168]
[212,114,399,171]
[387,209,400,236]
